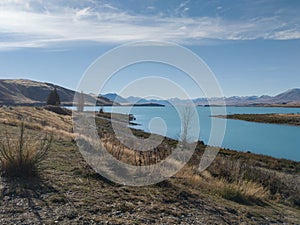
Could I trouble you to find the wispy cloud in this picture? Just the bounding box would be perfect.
[0,0,299,50]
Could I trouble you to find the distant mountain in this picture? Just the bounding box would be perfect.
[272,88,300,102]
[107,88,300,106]
[126,96,149,104]
[102,93,128,103]
[126,96,171,106]
[0,79,115,106]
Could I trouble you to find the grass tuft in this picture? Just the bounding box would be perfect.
[0,122,52,178]
[215,179,269,205]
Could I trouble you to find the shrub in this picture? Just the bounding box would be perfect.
[0,122,52,178]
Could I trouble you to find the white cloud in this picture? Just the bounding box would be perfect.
[0,0,299,50]
[266,28,300,40]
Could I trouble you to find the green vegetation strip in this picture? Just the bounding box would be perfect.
[217,113,300,126]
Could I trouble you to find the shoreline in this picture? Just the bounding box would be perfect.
[91,109,300,162]
[215,113,300,127]
[93,109,300,163]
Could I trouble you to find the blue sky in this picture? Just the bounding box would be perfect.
[0,0,299,98]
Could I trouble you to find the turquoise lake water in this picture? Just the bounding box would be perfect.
[79,106,300,161]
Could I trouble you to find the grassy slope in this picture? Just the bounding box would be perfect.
[0,107,299,224]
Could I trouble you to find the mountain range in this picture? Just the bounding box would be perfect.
[103,89,300,107]
[0,79,299,107]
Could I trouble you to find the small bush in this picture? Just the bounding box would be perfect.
[0,122,52,178]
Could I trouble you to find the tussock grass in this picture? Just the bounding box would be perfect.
[177,164,269,205]
[0,122,52,178]
[214,179,269,205]
[206,156,299,206]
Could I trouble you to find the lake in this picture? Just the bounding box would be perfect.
[77,106,300,161]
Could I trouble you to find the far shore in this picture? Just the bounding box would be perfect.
[199,104,300,108]
[215,113,300,126]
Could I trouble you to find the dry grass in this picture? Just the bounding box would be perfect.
[99,133,173,166]
[213,179,269,205]
[206,156,300,206]
[96,130,271,205]
[0,106,74,140]
[94,114,299,206]
[0,122,52,178]
[0,106,299,224]
[176,163,269,205]
[0,106,72,133]
[1,106,299,207]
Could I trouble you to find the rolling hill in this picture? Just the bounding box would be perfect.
[0,79,115,106]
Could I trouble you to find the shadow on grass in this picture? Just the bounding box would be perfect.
[71,164,120,187]
[0,176,61,223]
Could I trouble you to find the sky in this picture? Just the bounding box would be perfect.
[0,0,299,98]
